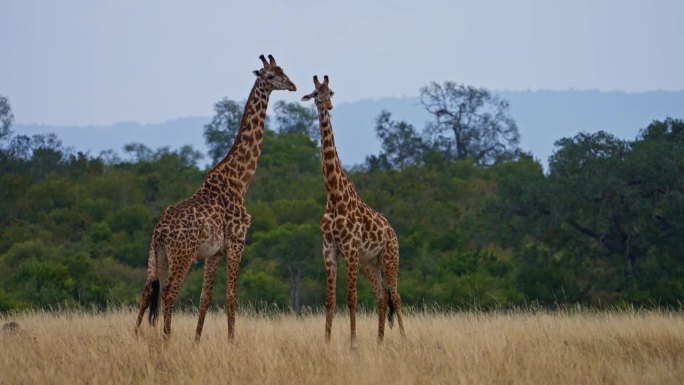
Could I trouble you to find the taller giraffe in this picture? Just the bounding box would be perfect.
[135,55,296,340]
[302,75,405,343]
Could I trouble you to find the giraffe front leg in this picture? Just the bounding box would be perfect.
[195,253,221,341]
[344,250,360,345]
[323,240,337,343]
[321,214,338,343]
[225,240,245,340]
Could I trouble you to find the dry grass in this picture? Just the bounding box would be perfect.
[1,309,683,385]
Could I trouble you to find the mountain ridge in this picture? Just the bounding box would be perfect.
[13,90,684,168]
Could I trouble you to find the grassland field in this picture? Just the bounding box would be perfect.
[1,308,683,385]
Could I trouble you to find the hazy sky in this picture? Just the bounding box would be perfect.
[2,0,683,126]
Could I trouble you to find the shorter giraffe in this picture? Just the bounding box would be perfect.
[302,75,405,343]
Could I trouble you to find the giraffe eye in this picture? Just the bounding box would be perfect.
[266,74,275,79]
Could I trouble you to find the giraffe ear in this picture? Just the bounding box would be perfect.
[301,93,314,102]
[253,69,263,77]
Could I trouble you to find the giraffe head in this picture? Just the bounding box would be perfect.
[253,54,297,92]
[301,75,334,111]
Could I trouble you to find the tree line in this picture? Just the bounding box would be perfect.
[0,86,682,312]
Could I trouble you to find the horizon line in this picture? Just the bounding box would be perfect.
[11,88,684,127]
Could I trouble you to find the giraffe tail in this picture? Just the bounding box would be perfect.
[147,246,161,325]
[387,288,395,329]
[148,278,160,325]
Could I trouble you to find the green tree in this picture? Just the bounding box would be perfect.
[273,101,319,140]
[123,143,154,162]
[247,224,320,313]
[493,121,684,306]
[420,82,519,165]
[372,110,427,169]
[622,118,684,305]
[248,130,322,202]
[0,95,14,146]
[203,98,244,164]
[2,99,682,313]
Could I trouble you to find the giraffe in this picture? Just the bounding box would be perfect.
[134,54,296,341]
[301,75,405,343]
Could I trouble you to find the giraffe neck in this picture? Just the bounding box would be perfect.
[207,80,271,198]
[318,108,346,197]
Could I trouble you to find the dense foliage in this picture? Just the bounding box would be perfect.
[0,93,682,312]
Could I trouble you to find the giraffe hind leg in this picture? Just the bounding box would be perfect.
[361,261,387,342]
[386,287,395,328]
[162,259,193,337]
[135,278,159,333]
[148,278,161,324]
[195,253,221,342]
[381,240,405,337]
[385,273,405,337]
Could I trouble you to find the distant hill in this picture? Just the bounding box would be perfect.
[14,90,684,168]
[499,90,684,166]
[14,116,210,162]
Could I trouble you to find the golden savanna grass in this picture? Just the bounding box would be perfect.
[1,309,683,385]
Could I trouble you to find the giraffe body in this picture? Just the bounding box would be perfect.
[135,55,296,340]
[303,75,405,343]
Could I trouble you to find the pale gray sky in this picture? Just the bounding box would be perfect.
[2,0,683,126]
